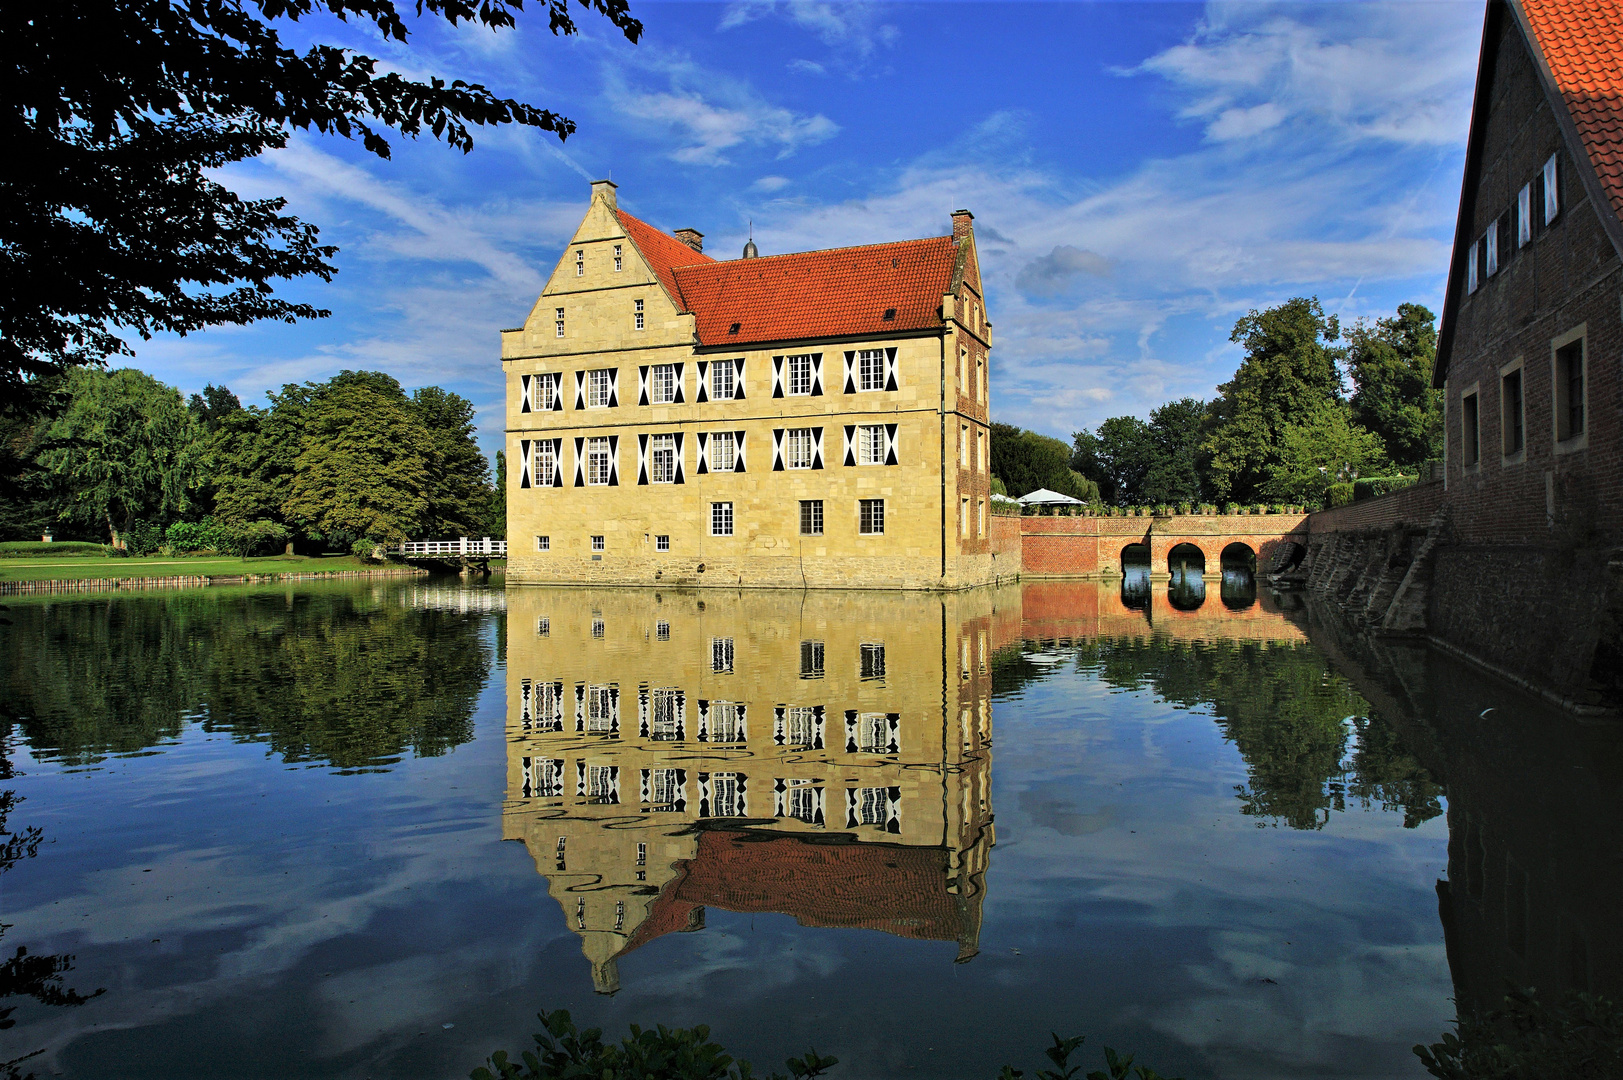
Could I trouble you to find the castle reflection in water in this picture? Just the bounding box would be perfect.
[501,580,1312,993]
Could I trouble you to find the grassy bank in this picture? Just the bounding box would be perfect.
[0,552,382,582]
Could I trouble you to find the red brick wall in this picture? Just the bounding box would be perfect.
[1019,516,1101,576]
[1307,480,1447,534]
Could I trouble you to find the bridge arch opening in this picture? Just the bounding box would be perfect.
[1220,542,1257,610]
[1167,543,1206,610]
[1120,543,1150,610]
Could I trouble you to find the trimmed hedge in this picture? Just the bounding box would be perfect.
[1328,483,1354,507]
[1353,475,1417,500]
[0,541,112,557]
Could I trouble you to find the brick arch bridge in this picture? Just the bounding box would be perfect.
[1008,514,1311,578]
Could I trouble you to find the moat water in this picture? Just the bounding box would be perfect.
[0,578,1616,1079]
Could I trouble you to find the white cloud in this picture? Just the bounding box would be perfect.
[1135,2,1480,147]
[720,1,899,58]
[752,175,792,192]
[604,49,839,165]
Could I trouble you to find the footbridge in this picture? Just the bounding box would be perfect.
[1008,513,1311,579]
[392,536,507,576]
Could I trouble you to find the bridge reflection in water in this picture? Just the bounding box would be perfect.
[501,582,1311,994]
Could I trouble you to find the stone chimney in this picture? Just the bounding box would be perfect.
[952,208,974,241]
[674,228,704,253]
[591,179,617,210]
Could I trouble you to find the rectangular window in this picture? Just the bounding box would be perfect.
[711,638,734,674]
[649,768,680,808]
[856,786,890,826]
[1462,391,1480,467]
[978,499,986,537]
[958,347,967,388]
[710,701,743,742]
[977,356,986,401]
[587,764,617,803]
[860,643,885,680]
[613,244,623,271]
[1556,338,1585,442]
[977,429,985,471]
[786,427,815,469]
[856,713,889,753]
[787,353,814,396]
[786,779,819,823]
[709,431,737,472]
[711,360,735,400]
[587,437,612,485]
[961,424,969,467]
[655,534,670,551]
[536,535,550,552]
[1467,239,1480,294]
[1544,153,1560,224]
[651,688,680,741]
[859,424,886,465]
[1486,221,1499,276]
[650,434,676,483]
[1518,183,1533,246]
[634,299,645,331]
[800,499,824,536]
[538,617,550,636]
[858,348,885,391]
[859,498,885,535]
[591,616,604,637]
[961,496,970,536]
[587,368,613,408]
[785,706,816,748]
[555,307,566,338]
[650,363,676,403]
[574,249,584,277]
[587,685,612,731]
[711,501,733,536]
[533,439,555,486]
[710,773,742,817]
[800,640,824,679]
[1502,368,1524,456]
[591,534,605,551]
[535,374,557,411]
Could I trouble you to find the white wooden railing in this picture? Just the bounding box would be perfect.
[394,537,507,557]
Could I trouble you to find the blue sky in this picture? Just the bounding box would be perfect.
[135,0,1487,460]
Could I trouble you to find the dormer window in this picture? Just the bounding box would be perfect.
[613,244,623,272]
[575,250,584,277]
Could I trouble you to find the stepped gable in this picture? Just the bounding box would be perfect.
[1519,0,1623,224]
[618,829,976,960]
[616,208,959,348]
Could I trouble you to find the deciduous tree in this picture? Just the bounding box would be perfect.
[1261,400,1390,505]
[284,382,433,542]
[1345,303,1442,469]
[3,0,643,406]
[35,367,200,543]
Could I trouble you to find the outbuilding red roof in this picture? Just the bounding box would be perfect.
[616,211,957,348]
[1521,0,1623,223]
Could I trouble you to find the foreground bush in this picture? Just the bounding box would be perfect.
[473,1014,1180,1080]
[1415,988,1623,1080]
[0,541,111,558]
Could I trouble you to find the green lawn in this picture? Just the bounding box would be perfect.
[0,553,386,582]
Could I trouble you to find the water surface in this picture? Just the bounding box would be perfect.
[0,578,1611,1079]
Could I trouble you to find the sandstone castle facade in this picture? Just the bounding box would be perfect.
[503,181,996,589]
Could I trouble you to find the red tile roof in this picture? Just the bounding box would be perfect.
[617,210,957,348]
[1521,0,1623,224]
[619,829,977,959]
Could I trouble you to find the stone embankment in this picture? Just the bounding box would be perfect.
[0,566,428,596]
[1287,479,1623,715]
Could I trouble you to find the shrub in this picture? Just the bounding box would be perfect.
[223,520,291,557]
[1352,475,1417,501]
[352,537,387,562]
[472,1012,1182,1080]
[1415,988,1623,1080]
[165,518,230,553]
[1327,482,1355,507]
[123,520,164,555]
[0,541,112,558]
[1223,502,1240,515]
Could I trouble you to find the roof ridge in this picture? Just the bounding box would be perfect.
[681,234,954,267]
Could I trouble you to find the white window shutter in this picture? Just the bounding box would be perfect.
[844,709,858,752]
[734,359,746,399]
[552,374,564,411]
[843,425,856,467]
[810,353,823,396]
[696,361,709,403]
[771,356,784,398]
[637,434,649,485]
[574,371,586,410]
[573,437,586,486]
[695,432,709,474]
[608,369,619,408]
[812,427,824,469]
[843,351,856,394]
[673,433,685,484]
[1486,222,1499,276]
[772,429,785,471]
[673,363,685,404]
[575,683,585,732]
[734,431,747,472]
[637,685,650,737]
[884,347,899,391]
[1518,184,1533,246]
[812,705,825,750]
[1467,240,1479,294]
[521,374,533,413]
[885,423,899,466]
[773,706,785,746]
[886,713,900,753]
[638,366,649,406]
[520,440,533,488]
[608,435,619,486]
